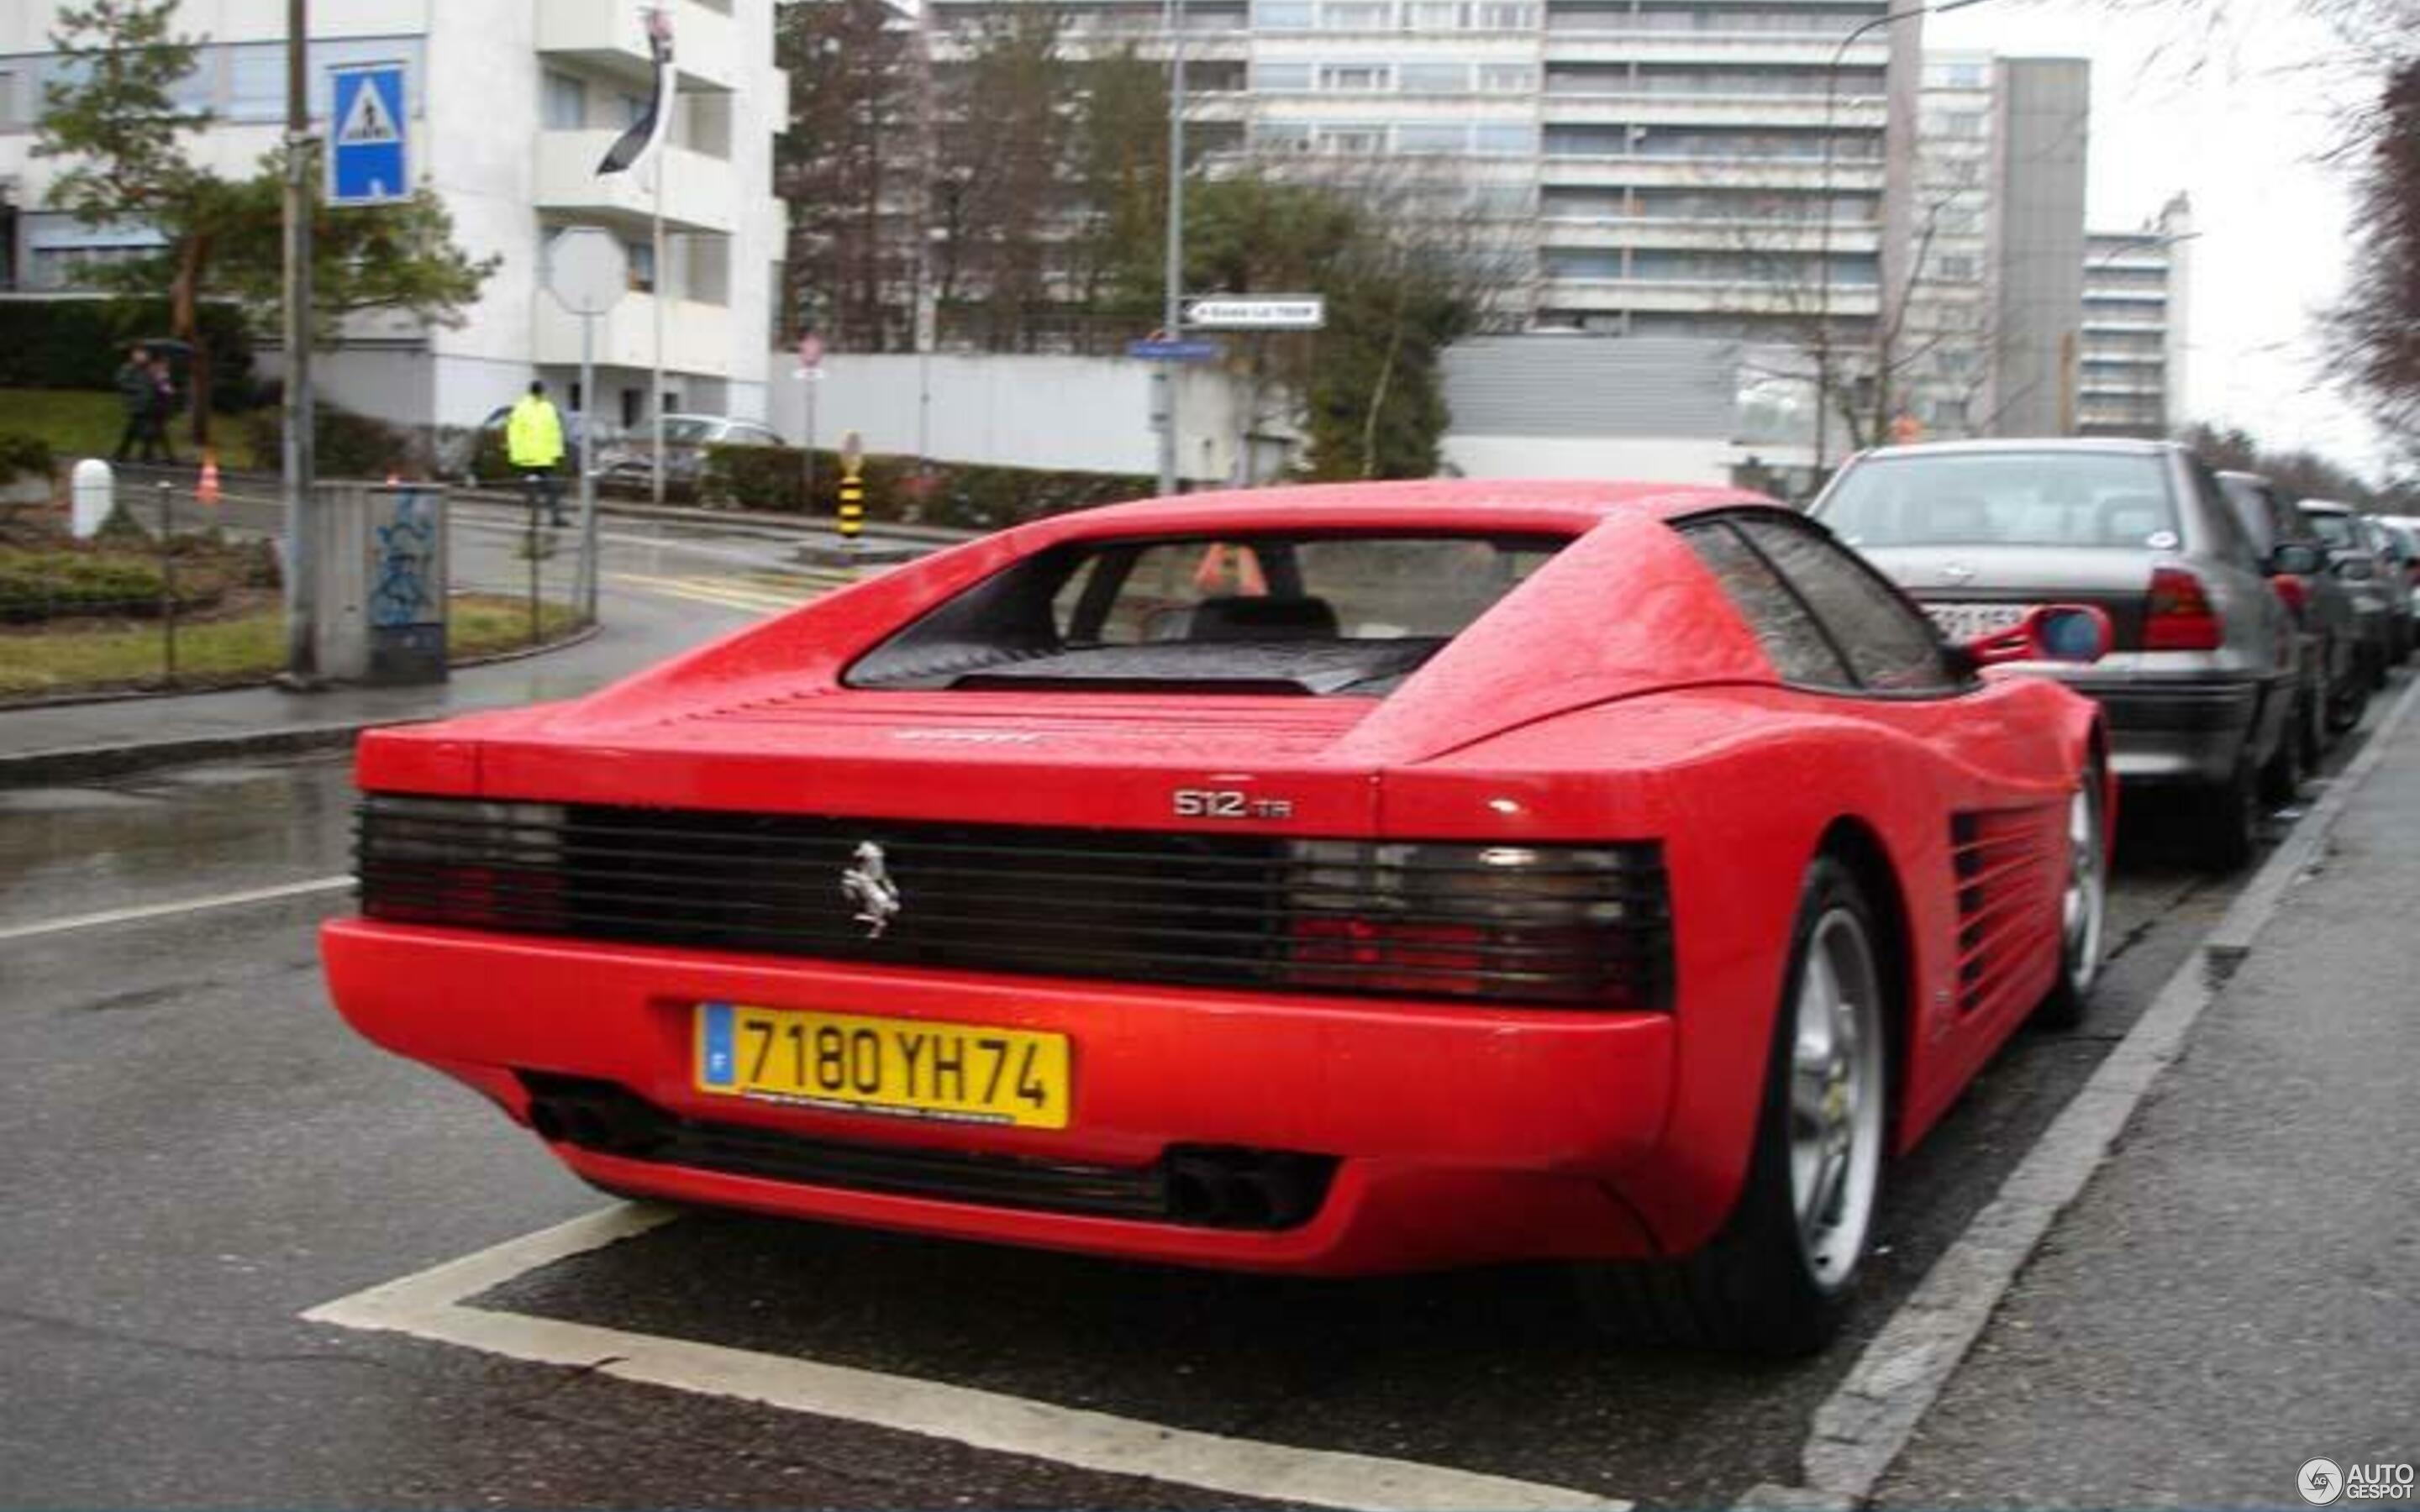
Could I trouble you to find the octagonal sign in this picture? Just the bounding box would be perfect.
[545,227,629,317]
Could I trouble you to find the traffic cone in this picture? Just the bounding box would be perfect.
[196,450,221,507]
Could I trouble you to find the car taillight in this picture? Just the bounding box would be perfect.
[2268,573,2309,617]
[1281,841,1671,1008]
[357,798,569,933]
[2144,566,2222,651]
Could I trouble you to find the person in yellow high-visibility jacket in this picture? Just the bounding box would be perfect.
[508,381,569,526]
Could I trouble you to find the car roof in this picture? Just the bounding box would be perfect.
[1033,479,1781,541]
[1850,438,2181,461]
[2298,498,2354,515]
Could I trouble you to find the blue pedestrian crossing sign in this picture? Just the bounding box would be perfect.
[329,64,408,207]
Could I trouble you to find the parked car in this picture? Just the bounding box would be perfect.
[325,480,2114,1355]
[2297,500,2402,689]
[2360,514,2417,662]
[1812,438,2300,869]
[594,413,786,497]
[444,405,618,486]
[2219,470,2362,753]
[2378,516,2420,624]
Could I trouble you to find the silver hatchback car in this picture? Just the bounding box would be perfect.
[1812,439,2304,869]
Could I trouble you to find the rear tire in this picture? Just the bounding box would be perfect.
[2259,708,2305,807]
[2297,679,2328,770]
[2036,762,2107,1031]
[2194,753,2259,873]
[1576,856,1887,1356]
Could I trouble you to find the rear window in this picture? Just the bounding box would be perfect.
[2304,510,2357,548]
[1821,452,2181,550]
[848,533,1565,696]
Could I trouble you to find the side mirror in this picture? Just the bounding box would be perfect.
[2269,542,2325,576]
[1957,604,2112,671]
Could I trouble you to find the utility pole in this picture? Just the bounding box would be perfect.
[1154,0,1186,498]
[280,0,318,685]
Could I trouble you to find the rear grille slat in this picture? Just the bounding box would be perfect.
[358,797,1672,1007]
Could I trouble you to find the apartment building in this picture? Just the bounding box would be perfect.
[2077,192,2191,438]
[926,0,1922,345]
[0,0,786,434]
[1895,51,2087,442]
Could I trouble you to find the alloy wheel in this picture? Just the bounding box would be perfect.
[1788,908,1887,1293]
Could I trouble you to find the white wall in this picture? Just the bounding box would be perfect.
[767,354,1291,484]
[1439,433,1746,486]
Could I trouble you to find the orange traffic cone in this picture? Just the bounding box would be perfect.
[196,450,221,507]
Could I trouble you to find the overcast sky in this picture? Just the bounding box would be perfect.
[1926,0,2394,475]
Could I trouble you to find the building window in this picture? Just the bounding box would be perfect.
[1397,61,1469,91]
[1932,253,1977,281]
[1254,61,1313,90]
[627,239,656,293]
[542,71,587,130]
[0,70,21,132]
[1318,1,1393,27]
[1476,62,1534,91]
[1254,121,1314,153]
[1395,123,1467,154]
[1318,62,1390,90]
[1315,124,1386,155]
[1255,0,1314,23]
[1471,123,1536,155]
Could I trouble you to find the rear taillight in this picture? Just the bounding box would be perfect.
[2144,566,2222,651]
[358,798,570,933]
[1281,841,1671,1009]
[2269,573,2309,617]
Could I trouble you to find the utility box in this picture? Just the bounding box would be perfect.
[312,482,450,685]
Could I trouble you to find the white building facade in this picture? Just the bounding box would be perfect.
[2078,192,2191,438]
[0,0,787,434]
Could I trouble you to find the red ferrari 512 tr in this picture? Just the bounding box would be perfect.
[324,480,2115,1352]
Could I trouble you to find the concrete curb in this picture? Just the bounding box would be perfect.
[0,718,404,788]
[1738,672,2420,1512]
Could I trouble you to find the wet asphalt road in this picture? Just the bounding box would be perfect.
[0,653,2401,1508]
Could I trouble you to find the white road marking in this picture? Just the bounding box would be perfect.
[306,1204,1628,1512]
[605,570,837,615]
[0,875,355,942]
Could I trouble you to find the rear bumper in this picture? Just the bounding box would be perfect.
[2068,677,2260,785]
[321,920,1677,1273]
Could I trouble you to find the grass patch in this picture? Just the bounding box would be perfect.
[0,389,268,471]
[0,591,582,700]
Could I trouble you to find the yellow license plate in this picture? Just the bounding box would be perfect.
[694,1002,1071,1130]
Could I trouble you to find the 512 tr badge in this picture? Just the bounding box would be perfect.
[1172,788,1296,821]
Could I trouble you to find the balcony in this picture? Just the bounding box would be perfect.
[535,291,733,380]
[1540,155,1885,191]
[1538,276,1878,317]
[1544,34,1888,68]
[1539,218,1881,255]
[1541,93,1886,130]
[538,0,738,93]
[536,133,735,235]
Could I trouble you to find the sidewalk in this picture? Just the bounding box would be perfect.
[1876,690,2420,1507]
[0,580,712,786]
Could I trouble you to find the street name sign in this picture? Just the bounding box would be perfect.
[1182,296,1326,330]
[329,63,409,207]
[1127,338,1224,362]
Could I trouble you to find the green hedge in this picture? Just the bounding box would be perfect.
[703,444,1153,533]
[239,404,414,480]
[0,299,259,407]
[0,551,221,622]
[0,433,53,486]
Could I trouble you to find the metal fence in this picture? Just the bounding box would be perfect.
[0,465,595,703]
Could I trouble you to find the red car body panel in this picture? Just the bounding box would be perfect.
[323,480,2107,1273]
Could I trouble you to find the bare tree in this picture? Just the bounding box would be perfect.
[776,0,925,352]
[2330,60,2420,451]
